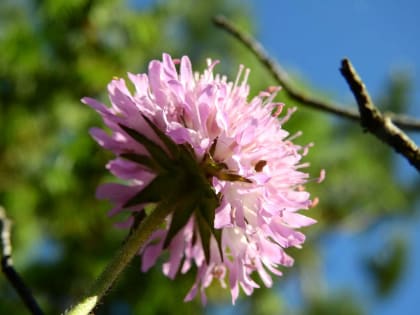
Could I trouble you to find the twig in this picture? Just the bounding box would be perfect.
[0,206,44,315]
[340,59,420,172]
[212,15,420,132]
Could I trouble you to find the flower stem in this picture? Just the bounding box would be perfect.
[64,202,169,315]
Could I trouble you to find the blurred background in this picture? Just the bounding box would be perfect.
[0,0,419,314]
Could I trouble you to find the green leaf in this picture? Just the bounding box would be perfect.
[366,236,407,297]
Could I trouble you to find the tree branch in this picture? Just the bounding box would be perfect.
[340,59,420,172]
[212,15,420,132]
[0,207,44,315]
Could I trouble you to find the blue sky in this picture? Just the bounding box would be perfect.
[252,0,420,106]
[251,1,419,314]
[124,1,419,313]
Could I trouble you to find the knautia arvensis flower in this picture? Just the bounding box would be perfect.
[83,53,324,304]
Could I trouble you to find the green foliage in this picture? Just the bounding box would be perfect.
[366,236,408,297]
[0,0,417,314]
[302,293,366,315]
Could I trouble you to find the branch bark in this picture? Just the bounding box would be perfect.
[212,15,420,132]
[0,207,44,315]
[340,59,420,172]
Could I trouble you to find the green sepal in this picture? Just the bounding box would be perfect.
[218,172,252,183]
[182,143,195,156]
[198,190,217,224]
[202,153,251,183]
[119,124,172,169]
[195,210,212,264]
[212,228,223,262]
[120,153,162,172]
[141,114,180,159]
[163,196,197,248]
[125,211,147,242]
[123,174,173,208]
[198,190,223,262]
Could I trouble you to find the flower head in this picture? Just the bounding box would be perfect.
[84,53,323,304]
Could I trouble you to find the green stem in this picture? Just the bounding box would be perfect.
[64,203,169,315]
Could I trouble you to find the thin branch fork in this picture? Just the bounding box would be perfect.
[0,207,44,315]
[340,59,420,172]
[212,15,420,132]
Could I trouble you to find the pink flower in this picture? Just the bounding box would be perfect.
[84,53,322,304]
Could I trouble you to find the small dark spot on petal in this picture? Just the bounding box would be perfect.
[255,160,267,172]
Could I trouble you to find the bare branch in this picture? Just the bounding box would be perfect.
[212,15,420,132]
[340,59,420,172]
[0,206,44,315]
